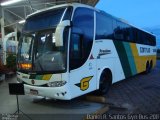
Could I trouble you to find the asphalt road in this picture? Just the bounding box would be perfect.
[105,60,160,114]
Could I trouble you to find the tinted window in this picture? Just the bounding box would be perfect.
[103,16,155,46]
[152,36,156,46]
[147,34,156,46]
[24,7,66,32]
[70,7,94,70]
[72,7,94,42]
[70,34,82,59]
[132,28,138,43]
[114,21,126,40]
[136,30,147,45]
[129,27,135,42]
[70,34,83,70]
[96,12,114,39]
[142,32,148,45]
[137,30,143,44]
[133,29,156,46]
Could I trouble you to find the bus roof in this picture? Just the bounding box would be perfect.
[27,3,99,19]
[26,3,155,37]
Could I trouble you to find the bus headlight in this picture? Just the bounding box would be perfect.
[47,81,67,87]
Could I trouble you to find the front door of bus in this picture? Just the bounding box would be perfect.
[69,7,96,98]
[69,33,96,98]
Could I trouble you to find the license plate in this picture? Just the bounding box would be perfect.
[30,89,38,95]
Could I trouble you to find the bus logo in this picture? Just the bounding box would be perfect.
[97,49,111,58]
[75,76,93,91]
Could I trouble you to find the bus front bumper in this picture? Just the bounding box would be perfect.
[24,84,72,100]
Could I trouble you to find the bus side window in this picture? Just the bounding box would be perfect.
[70,34,82,59]
[70,7,94,70]
[96,12,113,40]
[133,28,139,44]
[70,33,83,70]
[113,21,124,41]
[129,27,135,42]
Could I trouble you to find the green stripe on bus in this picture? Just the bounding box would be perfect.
[36,75,43,80]
[113,41,132,78]
[29,75,42,80]
[123,42,137,75]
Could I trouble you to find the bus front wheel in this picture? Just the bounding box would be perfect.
[98,69,112,95]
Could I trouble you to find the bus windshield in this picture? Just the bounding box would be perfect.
[17,29,67,73]
[23,7,66,32]
[17,6,72,73]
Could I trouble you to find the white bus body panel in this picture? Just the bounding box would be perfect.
[93,40,125,85]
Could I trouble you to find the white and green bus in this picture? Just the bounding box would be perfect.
[17,3,156,100]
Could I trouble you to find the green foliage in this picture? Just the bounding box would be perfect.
[6,54,16,71]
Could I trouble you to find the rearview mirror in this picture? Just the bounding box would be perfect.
[55,20,71,47]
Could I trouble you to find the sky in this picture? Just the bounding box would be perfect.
[96,0,160,29]
[96,0,160,48]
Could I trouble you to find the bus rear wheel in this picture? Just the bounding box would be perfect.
[149,60,153,71]
[145,61,152,74]
[98,69,112,95]
[145,61,150,74]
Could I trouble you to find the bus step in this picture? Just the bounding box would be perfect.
[85,95,107,104]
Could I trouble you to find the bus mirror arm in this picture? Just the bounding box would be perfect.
[55,20,71,47]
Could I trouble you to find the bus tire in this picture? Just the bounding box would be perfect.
[149,60,153,72]
[145,61,150,74]
[98,69,112,95]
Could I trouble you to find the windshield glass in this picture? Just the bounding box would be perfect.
[18,34,34,62]
[17,29,68,73]
[23,7,66,32]
[18,6,72,73]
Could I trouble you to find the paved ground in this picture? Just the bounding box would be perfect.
[105,60,160,114]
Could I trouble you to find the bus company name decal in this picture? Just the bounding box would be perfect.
[140,47,150,53]
[137,44,156,56]
[97,49,111,58]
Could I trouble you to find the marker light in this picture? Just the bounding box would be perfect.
[1,0,23,6]
[20,63,32,69]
